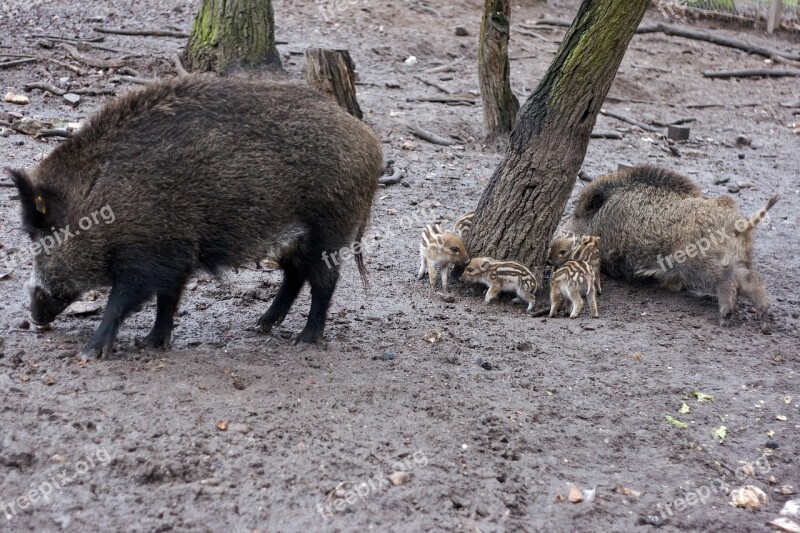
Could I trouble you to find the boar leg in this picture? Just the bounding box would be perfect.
[567,287,584,319]
[735,267,773,335]
[257,263,306,334]
[548,285,562,318]
[296,261,339,343]
[441,266,450,291]
[137,288,184,349]
[716,266,738,328]
[587,286,599,318]
[81,280,152,358]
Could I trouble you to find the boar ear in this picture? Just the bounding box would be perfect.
[578,185,607,218]
[6,168,63,234]
[435,234,445,246]
[479,259,491,271]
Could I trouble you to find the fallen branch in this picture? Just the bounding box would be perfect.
[93,26,189,38]
[702,68,800,79]
[516,29,552,42]
[780,99,800,108]
[24,82,66,96]
[600,109,659,132]
[590,131,623,139]
[35,128,72,139]
[116,75,155,84]
[378,165,404,186]
[43,57,84,74]
[532,19,800,61]
[0,58,37,69]
[413,76,451,94]
[651,117,696,127]
[409,126,457,146]
[771,55,800,69]
[172,53,189,76]
[29,34,104,43]
[62,43,124,69]
[71,87,115,96]
[424,58,462,74]
[410,95,477,105]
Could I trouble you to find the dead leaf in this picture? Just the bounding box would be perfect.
[422,330,442,343]
[4,92,29,105]
[730,485,769,509]
[215,420,228,431]
[388,471,411,486]
[568,484,583,503]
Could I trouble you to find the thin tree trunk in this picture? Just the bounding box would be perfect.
[466,0,650,284]
[186,0,281,73]
[478,0,519,140]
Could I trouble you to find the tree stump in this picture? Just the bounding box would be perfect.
[303,48,363,120]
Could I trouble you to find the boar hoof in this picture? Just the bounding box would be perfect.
[295,328,323,344]
[80,340,112,359]
[760,315,773,335]
[135,333,171,350]
[718,316,733,328]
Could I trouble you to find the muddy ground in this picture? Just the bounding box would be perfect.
[1,0,799,531]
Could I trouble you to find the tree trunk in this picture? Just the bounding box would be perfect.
[303,48,363,119]
[186,0,281,73]
[466,0,650,284]
[478,0,519,140]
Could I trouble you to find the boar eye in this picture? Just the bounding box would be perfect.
[449,247,460,253]
[559,250,567,255]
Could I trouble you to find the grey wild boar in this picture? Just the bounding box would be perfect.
[560,165,778,333]
[460,257,537,311]
[418,223,469,291]
[9,75,383,357]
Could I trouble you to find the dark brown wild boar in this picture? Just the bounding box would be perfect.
[560,165,777,333]
[8,75,383,357]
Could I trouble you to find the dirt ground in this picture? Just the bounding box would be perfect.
[1,0,799,531]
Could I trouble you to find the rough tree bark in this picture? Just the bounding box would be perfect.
[186,0,281,73]
[478,0,519,139]
[466,0,650,284]
[303,48,363,119]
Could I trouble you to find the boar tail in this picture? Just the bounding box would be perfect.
[735,195,779,236]
[354,219,369,293]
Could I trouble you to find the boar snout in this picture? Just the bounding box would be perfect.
[29,285,74,327]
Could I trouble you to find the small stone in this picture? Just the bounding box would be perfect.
[422,330,442,343]
[215,420,228,431]
[766,439,780,449]
[568,484,583,503]
[41,375,56,386]
[388,471,411,486]
[381,351,395,361]
[781,498,800,516]
[63,93,81,108]
[779,486,798,496]
[455,26,469,36]
[667,125,690,141]
[714,176,730,185]
[50,454,66,463]
[738,153,746,160]
[480,361,492,371]
[404,55,418,66]
[640,515,666,527]
[200,478,220,486]
[769,517,800,533]
[727,184,741,194]
[516,341,532,352]
[15,319,30,330]
[64,300,103,317]
[730,485,768,509]
[769,475,778,485]
[4,92,30,105]
[735,135,752,147]
[437,292,455,303]
[232,377,246,390]
[227,423,251,434]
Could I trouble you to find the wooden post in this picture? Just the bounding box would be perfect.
[767,0,783,34]
[303,48,363,119]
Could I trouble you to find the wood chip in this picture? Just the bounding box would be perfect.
[4,92,30,105]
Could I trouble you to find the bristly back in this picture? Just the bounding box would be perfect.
[574,165,701,219]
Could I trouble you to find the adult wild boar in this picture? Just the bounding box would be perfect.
[559,165,777,333]
[9,75,383,357]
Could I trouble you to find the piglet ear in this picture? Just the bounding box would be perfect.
[479,259,491,271]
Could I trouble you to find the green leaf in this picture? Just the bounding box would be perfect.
[679,402,690,414]
[693,391,714,403]
[712,425,727,441]
[666,416,688,429]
